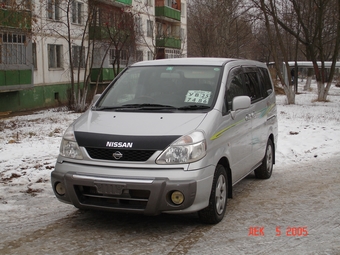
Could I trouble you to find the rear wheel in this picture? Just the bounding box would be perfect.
[198,164,228,224]
[255,139,274,179]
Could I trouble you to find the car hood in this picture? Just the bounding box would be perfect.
[74,110,207,136]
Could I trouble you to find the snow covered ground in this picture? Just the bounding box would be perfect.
[0,81,339,214]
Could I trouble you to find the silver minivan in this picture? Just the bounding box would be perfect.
[51,58,278,224]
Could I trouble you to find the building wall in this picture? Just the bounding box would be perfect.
[0,83,71,112]
[0,0,188,113]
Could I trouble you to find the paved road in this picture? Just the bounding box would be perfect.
[1,156,339,255]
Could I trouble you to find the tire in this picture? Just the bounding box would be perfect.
[198,164,228,224]
[255,139,274,179]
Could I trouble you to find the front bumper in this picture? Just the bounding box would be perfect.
[51,166,199,215]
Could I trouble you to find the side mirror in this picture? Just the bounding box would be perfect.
[91,94,102,106]
[232,96,251,111]
[231,96,251,119]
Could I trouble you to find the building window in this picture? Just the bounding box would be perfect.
[72,45,85,68]
[110,49,128,66]
[135,16,142,35]
[181,3,185,17]
[180,28,185,40]
[136,50,143,62]
[47,0,60,20]
[72,1,83,24]
[48,44,63,68]
[156,22,163,37]
[32,42,37,69]
[0,33,27,65]
[92,48,102,67]
[147,51,153,60]
[165,49,181,59]
[145,0,152,6]
[147,20,153,37]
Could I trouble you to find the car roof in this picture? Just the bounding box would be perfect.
[131,58,237,67]
[131,57,266,68]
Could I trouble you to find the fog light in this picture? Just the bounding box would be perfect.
[171,191,184,205]
[55,182,66,196]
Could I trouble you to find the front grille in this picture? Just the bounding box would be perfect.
[85,147,156,161]
[74,185,150,210]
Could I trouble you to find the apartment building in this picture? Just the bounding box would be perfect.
[0,0,187,112]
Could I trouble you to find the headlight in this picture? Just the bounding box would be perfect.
[59,125,83,159]
[156,131,206,164]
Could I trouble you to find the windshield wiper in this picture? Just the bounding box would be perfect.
[125,104,177,110]
[177,105,211,110]
[92,105,137,111]
[93,104,177,111]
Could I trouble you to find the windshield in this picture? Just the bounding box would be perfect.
[96,65,222,111]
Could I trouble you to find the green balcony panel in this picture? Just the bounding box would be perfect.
[0,69,32,86]
[91,68,125,82]
[89,26,132,40]
[0,9,31,29]
[6,70,20,85]
[0,71,5,86]
[90,26,109,40]
[155,6,181,21]
[91,68,114,82]
[115,0,132,5]
[19,69,32,84]
[156,37,181,49]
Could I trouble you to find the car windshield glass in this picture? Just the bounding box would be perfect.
[96,65,222,111]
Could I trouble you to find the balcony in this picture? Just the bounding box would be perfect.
[115,0,132,5]
[0,9,31,29]
[156,37,181,49]
[155,6,181,21]
[89,26,131,40]
[0,69,33,92]
[89,26,111,40]
[90,68,124,82]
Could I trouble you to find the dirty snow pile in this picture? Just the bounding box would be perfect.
[0,82,340,205]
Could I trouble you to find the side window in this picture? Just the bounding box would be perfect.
[243,72,262,102]
[225,68,246,113]
[258,67,273,97]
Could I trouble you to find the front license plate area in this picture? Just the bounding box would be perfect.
[94,182,126,196]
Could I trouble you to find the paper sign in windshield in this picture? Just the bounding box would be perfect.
[185,90,211,104]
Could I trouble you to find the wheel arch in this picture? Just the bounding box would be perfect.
[217,157,233,199]
[268,134,275,164]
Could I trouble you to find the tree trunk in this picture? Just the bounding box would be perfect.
[303,69,313,91]
[304,76,312,91]
[283,85,295,104]
[317,81,326,101]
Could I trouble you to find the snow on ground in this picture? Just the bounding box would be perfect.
[0,81,340,211]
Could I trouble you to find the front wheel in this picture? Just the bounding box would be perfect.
[255,139,274,179]
[198,164,228,224]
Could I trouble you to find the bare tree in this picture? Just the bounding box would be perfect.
[94,3,136,76]
[257,0,340,102]
[187,0,254,58]
[253,0,296,104]
[35,0,138,112]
